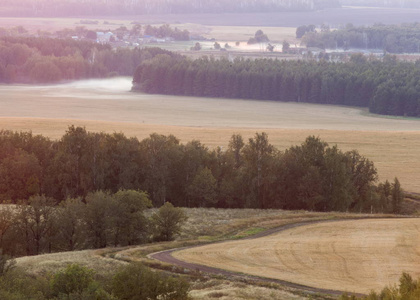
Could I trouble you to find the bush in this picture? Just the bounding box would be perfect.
[112,263,190,300]
[50,264,112,299]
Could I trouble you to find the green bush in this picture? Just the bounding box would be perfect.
[50,264,112,299]
[112,263,189,300]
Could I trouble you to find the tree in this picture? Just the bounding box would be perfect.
[248,30,269,44]
[214,42,221,50]
[55,197,86,251]
[151,202,187,241]
[282,40,290,53]
[110,190,151,246]
[266,43,275,52]
[191,42,201,51]
[242,132,276,208]
[83,191,113,248]
[391,177,403,213]
[187,167,217,207]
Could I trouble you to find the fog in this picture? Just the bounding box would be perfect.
[59,77,133,93]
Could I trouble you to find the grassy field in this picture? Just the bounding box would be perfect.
[173,218,420,294]
[1,78,420,192]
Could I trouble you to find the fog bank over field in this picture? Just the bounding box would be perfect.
[1,78,420,131]
[60,77,133,93]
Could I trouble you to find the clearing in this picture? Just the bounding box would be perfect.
[173,218,420,294]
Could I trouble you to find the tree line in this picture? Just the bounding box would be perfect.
[133,54,420,117]
[0,128,403,215]
[0,0,340,17]
[0,36,179,83]
[144,24,190,41]
[302,23,420,53]
[0,190,186,257]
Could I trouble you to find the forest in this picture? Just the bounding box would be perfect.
[0,36,179,83]
[302,23,420,53]
[0,127,403,214]
[0,0,340,17]
[133,54,420,117]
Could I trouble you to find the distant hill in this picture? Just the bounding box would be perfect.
[341,0,420,8]
[0,0,340,17]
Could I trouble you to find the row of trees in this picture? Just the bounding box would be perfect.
[0,128,404,214]
[0,191,186,257]
[302,23,420,53]
[133,54,420,117]
[0,0,340,17]
[144,24,190,41]
[0,36,179,83]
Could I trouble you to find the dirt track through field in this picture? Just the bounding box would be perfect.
[169,218,420,294]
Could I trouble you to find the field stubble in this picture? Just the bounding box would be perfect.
[173,218,420,295]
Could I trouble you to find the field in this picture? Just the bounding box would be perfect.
[1,78,420,193]
[173,218,420,294]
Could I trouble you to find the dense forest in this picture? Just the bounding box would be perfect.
[0,36,179,83]
[0,0,340,17]
[0,128,403,214]
[133,55,420,117]
[302,23,420,53]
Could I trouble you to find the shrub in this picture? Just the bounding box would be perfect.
[112,263,189,300]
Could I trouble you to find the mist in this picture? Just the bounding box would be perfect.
[60,77,133,93]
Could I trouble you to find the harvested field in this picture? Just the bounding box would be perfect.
[1,78,420,193]
[173,218,420,294]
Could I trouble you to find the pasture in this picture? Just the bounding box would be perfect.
[173,218,420,294]
[1,78,420,193]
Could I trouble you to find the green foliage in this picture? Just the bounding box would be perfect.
[50,264,95,296]
[187,167,217,207]
[151,202,187,241]
[112,263,189,300]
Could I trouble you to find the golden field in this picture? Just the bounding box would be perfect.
[173,218,420,294]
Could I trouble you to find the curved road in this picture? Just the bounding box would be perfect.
[150,219,369,297]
